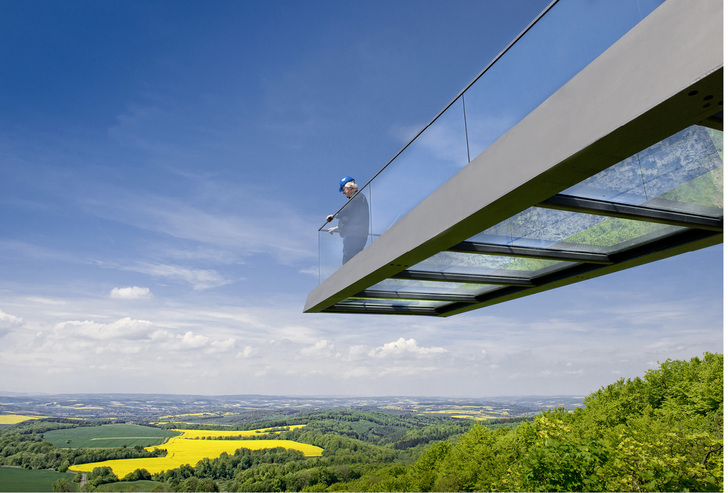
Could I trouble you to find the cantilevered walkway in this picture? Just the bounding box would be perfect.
[305,0,723,316]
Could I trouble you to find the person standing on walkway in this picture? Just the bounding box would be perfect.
[326,176,369,264]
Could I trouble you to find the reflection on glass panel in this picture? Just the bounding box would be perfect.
[368,278,502,297]
[470,207,689,255]
[465,0,666,158]
[560,218,685,253]
[338,298,448,309]
[369,99,468,236]
[411,251,575,278]
[562,126,723,216]
[508,208,604,249]
[371,279,484,294]
[469,208,608,252]
[319,229,343,283]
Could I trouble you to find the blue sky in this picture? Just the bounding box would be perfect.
[0,0,722,397]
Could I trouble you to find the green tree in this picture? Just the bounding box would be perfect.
[52,478,73,492]
[432,424,521,491]
[123,468,152,481]
[87,466,118,488]
[406,441,451,491]
[514,410,607,491]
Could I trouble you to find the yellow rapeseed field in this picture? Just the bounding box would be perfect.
[68,427,322,478]
[0,414,46,425]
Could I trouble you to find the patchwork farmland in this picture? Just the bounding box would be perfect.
[67,427,322,478]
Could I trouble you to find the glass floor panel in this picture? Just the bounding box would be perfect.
[558,219,687,254]
[360,279,505,302]
[561,125,723,216]
[367,279,500,296]
[410,251,576,278]
[467,209,689,255]
[337,298,450,309]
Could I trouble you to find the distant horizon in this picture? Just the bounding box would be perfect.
[0,392,589,418]
[0,391,587,399]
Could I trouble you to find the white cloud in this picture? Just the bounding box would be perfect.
[369,337,447,359]
[0,309,23,327]
[179,331,210,349]
[300,339,335,357]
[0,309,23,338]
[298,266,319,277]
[53,317,155,341]
[150,329,173,342]
[209,338,237,353]
[25,297,66,306]
[347,345,369,360]
[237,346,256,358]
[644,340,687,354]
[127,263,230,290]
[110,286,152,300]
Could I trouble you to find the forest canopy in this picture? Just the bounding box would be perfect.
[333,352,723,492]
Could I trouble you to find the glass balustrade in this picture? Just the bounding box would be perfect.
[318,0,668,283]
[368,98,470,238]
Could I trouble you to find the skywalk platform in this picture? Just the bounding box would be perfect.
[305,0,723,316]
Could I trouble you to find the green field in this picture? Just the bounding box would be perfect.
[94,480,171,492]
[0,466,77,492]
[43,424,179,449]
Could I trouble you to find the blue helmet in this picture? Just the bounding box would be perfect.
[339,176,355,192]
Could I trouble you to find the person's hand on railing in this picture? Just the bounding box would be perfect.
[326,215,338,234]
